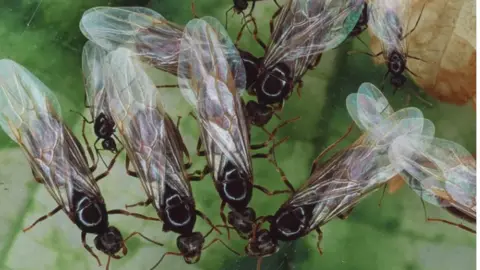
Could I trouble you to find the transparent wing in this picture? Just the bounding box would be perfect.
[178,17,251,175]
[0,59,100,215]
[389,135,476,212]
[105,48,191,210]
[263,0,363,68]
[288,113,436,230]
[289,135,392,229]
[346,82,394,131]
[367,0,411,52]
[80,6,184,75]
[82,40,110,119]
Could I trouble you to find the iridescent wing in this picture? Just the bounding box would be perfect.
[389,134,476,216]
[0,59,101,216]
[178,17,251,177]
[80,6,184,76]
[346,82,394,131]
[263,0,363,69]
[288,111,434,230]
[367,0,413,53]
[82,40,110,119]
[105,48,191,212]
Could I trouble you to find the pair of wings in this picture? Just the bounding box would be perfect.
[367,0,419,55]
[0,59,101,216]
[350,83,476,219]
[82,40,111,120]
[288,82,434,230]
[262,0,364,80]
[103,48,192,211]
[80,6,185,76]
[177,17,253,180]
[388,133,476,218]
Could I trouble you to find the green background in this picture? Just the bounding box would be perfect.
[0,0,475,270]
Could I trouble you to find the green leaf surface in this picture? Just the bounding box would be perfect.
[0,0,475,270]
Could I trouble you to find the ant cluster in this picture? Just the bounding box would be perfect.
[0,1,474,270]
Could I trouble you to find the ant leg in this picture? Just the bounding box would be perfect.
[224,6,234,29]
[196,137,206,156]
[426,218,476,234]
[219,201,230,240]
[190,1,199,18]
[406,54,427,63]
[269,4,283,35]
[337,208,354,220]
[273,0,281,8]
[250,18,267,51]
[401,1,427,40]
[22,205,62,232]
[202,237,241,255]
[124,231,164,246]
[107,209,160,221]
[347,50,383,58]
[378,183,388,207]
[74,111,96,168]
[196,209,221,235]
[82,231,102,266]
[315,227,324,255]
[125,156,139,178]
[189,165,210,181]
[151,252,183,270]
[156,84,179,89]
[252,137,295,192]
[250,116,300,150]
[253,184,291,195]
[125,198,152,209]
[94,147,123,182]
[311,122,354,172]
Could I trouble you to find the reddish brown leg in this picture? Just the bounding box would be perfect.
[250,116,300,150]
[125,198,152,209]
[189,165,210,181]
[70,109,97,169]
[219,201,230,240]
[94,146,124,182]
[125,156,139,178]
[196,137,206,156]
[22,205,62,232]
[107,209,160,221]
[337,208,354,220]
[252,136,295,192]
[427,218,476,234]
[124,231,164,246]
[311,122,354,172]
[253,184,291,196]
[151,252,183,270]
[82,231,102,266]
[202,237,240,256]
[196,209,221,235]
[315,227,324,255]
[269,4,283,35]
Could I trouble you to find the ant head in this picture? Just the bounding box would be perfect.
[228,207,257,239]
[177,232,205,264]
[245,101,274,127]
[102,138,117,153]
[233,0,248,12]
[94,226,125,257]
[245,229,279,258]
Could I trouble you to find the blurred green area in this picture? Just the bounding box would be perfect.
[0,0,475,270]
